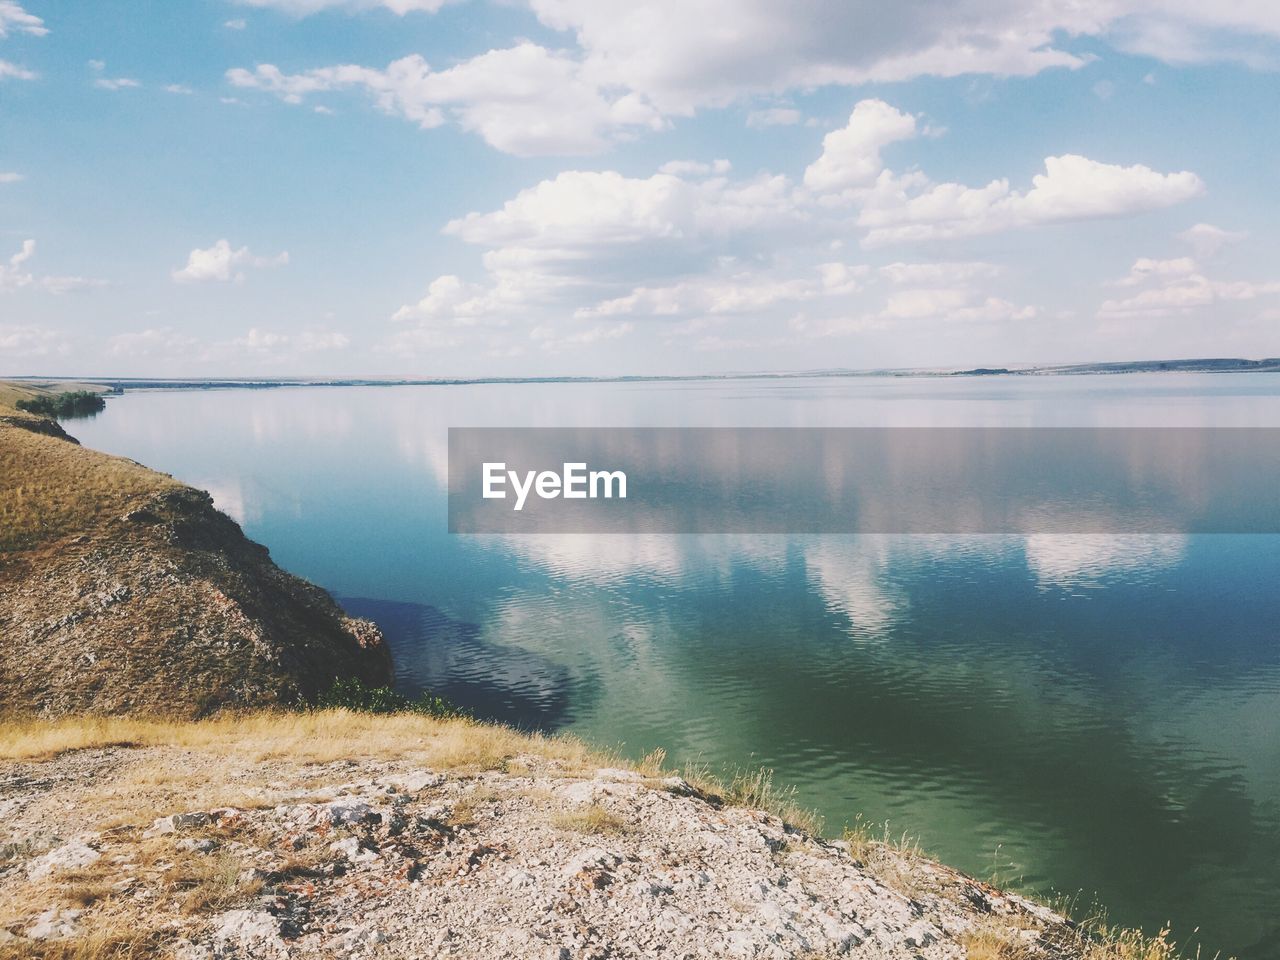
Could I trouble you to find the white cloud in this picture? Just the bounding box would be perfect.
[88,61,140,90]
[0,239,35,291]
[0,240,102,295]
[164,83,194,94]
[224,18,248,29]
[1099,254,1280,318]
[528,0,1280,115]
[860,154,1204,246]
[746,107,802,129]
[218,4,1280,158]
[0,171,22,183]
[574,270,820,320]
[879,261,1000,285]
[94,76,141,91]
[0,324,67,357]
[171,239,290,283]
[228,43,665,156]
[235,0,456,13]
[0,59,36,80]
[1176,222,1246,259]
[444,169,801,253]
[387,101,1197,356]
[526,0,1098,114]
[1113,256,1198,286]
[0,2,45,37]
[657,158,731,177]
[392,274,497,324]
[803,99,916,193]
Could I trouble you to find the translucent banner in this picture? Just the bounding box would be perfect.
[447,427,1280,534]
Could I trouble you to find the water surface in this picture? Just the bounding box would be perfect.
[71,374,1280,958]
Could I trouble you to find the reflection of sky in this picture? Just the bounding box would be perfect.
[69,374,1280,959]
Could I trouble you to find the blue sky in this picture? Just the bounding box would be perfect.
[1,0,1278,377]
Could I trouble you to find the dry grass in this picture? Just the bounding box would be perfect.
[0,423,179,553]
[552,804,629,836]
[0,832,262,960]
[962,917,1187,960]
[681,762,824,835]
[0,921,160,960]
[0,709,603,768]
[0,379,172,553]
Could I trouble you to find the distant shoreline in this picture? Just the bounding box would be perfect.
[7,356,1280,392]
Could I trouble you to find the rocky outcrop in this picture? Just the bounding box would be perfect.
[0,413,77,442]
[0,745,1078,959]
[0,454,391,718]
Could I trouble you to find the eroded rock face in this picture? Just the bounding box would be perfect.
[0,484,392,717]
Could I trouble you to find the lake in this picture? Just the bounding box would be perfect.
[71,373,1280,959]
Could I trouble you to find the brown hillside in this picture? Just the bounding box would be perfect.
[0,385,391,717]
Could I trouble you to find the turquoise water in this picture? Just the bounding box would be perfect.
[71,374,1280,958]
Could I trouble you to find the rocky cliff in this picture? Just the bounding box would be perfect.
[0,403,391,717]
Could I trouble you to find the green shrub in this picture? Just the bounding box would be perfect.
[316,677,465,718]
[15,390,106,419]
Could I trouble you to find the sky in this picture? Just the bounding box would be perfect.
[1,0,1279,378]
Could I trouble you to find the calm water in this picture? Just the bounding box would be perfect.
[72,374,1280,958]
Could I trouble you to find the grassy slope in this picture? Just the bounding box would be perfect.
[0,383,180,553]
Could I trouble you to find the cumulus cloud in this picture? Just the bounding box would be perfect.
[228,43,665,155]
[1099,255,1280,318]
[0,1,45,37]
[386,99,1198,356]
[803,99,916,193]
[859,154,1204,246]
[525,0,1097,113]
[392,274,497,324]
[171,240,289,283]
[220,3,1280,158]
[528,0,1280,113]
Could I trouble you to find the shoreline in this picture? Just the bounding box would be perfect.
[4,356,1280,395]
